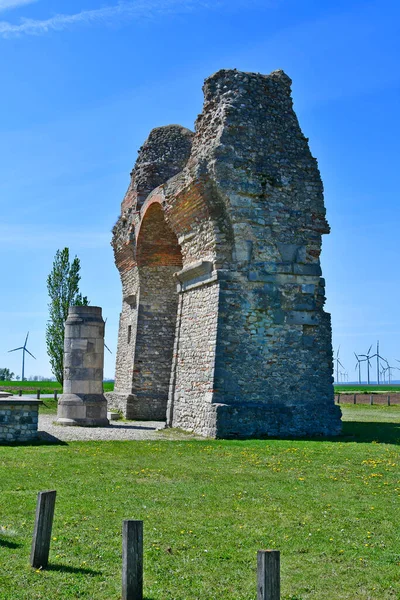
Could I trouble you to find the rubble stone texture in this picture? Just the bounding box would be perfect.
[0,400,40,442]
[107,68,342,438]
[57,306,109,427]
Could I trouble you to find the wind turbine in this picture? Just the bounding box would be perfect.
[8,332,36,381]
[354,352,366,384]
[333,347,345,383]
[104,318,112,354]
[369,341,387,385]
[358,345,373,385]
[383,363,399,385]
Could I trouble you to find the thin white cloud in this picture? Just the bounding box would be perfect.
[0,0,209,36]
[0,0,36,12]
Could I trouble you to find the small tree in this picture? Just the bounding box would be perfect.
[46,248,89,385]
[0,368,14,381]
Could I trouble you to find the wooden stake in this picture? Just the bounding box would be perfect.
[257,550,280,600]
[30,490,57,569]
[122,520,143,600]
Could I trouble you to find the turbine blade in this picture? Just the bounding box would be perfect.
[367,344,372,355]
[25,349,36,360]
[8,347,23,353]
[104,343,112,354]
[24,332,29,347]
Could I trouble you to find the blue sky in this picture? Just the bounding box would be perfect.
[0,0,399,382]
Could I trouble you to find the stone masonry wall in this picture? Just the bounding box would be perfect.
[0,401,40,442]
[109,68,341,438]
[129,265,180,420]
[168,279,219,433]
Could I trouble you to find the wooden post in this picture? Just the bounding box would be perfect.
[54,390,58,401]
[353,394,356,404]
[337,394,340,404]
[30,490,57,569]
[36,389,40,400]
[122,520,143,600]
[370,395,373,405]
[257,550,280,600]
[387,395,390,406]
[19,389,22,397]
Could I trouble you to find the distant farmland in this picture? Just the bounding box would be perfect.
[0,380,114,394]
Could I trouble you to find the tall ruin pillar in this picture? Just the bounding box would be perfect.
[57,306,109,427]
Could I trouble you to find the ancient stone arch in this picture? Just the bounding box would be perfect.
[107,69,342,438]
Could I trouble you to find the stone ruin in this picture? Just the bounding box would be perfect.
[106,68,342,438]
[57,306,109,427]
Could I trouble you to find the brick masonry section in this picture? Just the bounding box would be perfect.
[0,400,40,442]
[107,68,342,438]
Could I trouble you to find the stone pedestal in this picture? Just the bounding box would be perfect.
[57,306,109,427]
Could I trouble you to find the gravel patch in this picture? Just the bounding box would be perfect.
[38,414,198,442]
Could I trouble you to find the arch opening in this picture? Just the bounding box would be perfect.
[132,203,183,420]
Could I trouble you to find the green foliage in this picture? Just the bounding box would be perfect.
[46,248,89,385]
[335,385,400,393]
[0,368,14,381]
[0,406,399,599]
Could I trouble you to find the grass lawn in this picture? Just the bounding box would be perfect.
[0,406,399,599]
[0,380,114,395]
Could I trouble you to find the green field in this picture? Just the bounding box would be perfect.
[0,380,114,395]
[335,385,400,394]
[0,405,399,599]
[3,380,398,396]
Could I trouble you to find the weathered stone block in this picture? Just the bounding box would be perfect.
[286,311,319,325]
[293,264,322,276]
[276,243,299,263]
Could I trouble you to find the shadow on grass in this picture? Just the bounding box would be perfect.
[338,421,400,445]
[46,563,102,576]
[0,435,68,447]
[229,421,400,445]
[0,536,20,549]
[109,424,157,431]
